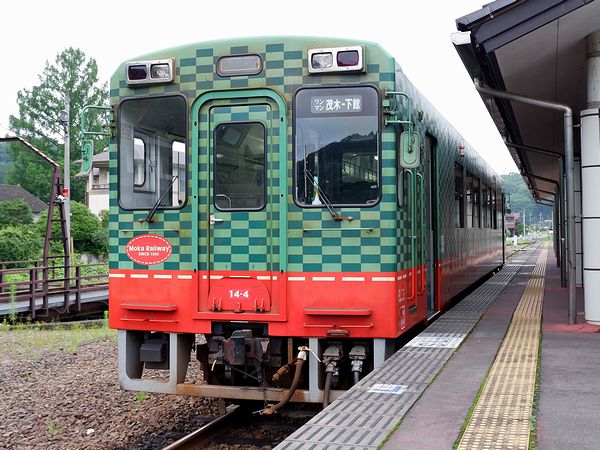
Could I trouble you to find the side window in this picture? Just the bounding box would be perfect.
[496,191,503,230]
[481,183,488,228]
[133,136,146,187]
[454,163,464,228]
[119,95,187,210]
[214,122,266,210]
[488,186,494,228]
[466,171,474,228]
[473,176,480,228]
[492,189,498,229]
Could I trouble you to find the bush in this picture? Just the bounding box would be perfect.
[36,201,107,256]
[0,225,43,263]
[0,199,33,227]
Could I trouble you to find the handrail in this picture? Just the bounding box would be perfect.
[0,258,108,319]
[416,173,426,295]
[403,169,416,302]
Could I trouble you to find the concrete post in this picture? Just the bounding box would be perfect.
[580,30,600,324]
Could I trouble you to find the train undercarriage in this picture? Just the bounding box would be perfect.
[118,325,397,408]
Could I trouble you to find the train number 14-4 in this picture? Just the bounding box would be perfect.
[229,289,249,299]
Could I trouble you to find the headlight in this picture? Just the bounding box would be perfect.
[308,46,365,74]
[311,52,333,69]
[126,59,174,86]
[150,63,171,80]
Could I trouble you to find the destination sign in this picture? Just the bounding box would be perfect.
[311,95,362,114]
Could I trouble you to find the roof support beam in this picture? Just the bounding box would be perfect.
[537,199,555,206]
[530,187,557,197]
[503,140,564,160]
[474,78,576,324]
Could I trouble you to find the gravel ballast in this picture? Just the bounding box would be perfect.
[0,328,220,449]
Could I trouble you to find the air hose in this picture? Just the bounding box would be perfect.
[322,370,333,408]
[257,348,307,415]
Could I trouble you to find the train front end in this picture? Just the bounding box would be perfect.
[108,37,432,404]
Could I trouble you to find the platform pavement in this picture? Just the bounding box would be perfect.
[383,246,600,449]
[537,254,600,449]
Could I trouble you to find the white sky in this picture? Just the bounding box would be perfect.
[0,0,518,174]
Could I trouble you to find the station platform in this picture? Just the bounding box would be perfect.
[277,242,600,449]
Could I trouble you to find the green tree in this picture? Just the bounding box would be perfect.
[70,202,104,253]
[0,199,33,227]
[0,225,43,263]
[501,172,552,225]
[8,47,109,203]
[0,141,11,183]
[36,201,106,255]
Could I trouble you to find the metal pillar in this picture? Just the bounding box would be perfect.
[473,78,576,324]
[559,159,566,286]
[61,94,71,271]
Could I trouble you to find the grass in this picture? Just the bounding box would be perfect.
[0,321,116,359]
[8,283,17,324]
[453,362,495,448]
[47,421,64,435]
[529,328,544,450]
[135,391,150,402]
[3,258,108,285]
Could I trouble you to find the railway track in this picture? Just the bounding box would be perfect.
[506,240,540,259]
[161,403,316,450]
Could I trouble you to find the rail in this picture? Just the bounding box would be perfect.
[159,403,311,449]
[0,256,108,320]
[162,405,241,450]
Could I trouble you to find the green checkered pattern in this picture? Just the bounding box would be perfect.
[394,69,504,263]
[109,37,501,274]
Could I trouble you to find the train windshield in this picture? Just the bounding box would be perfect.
[118,95,187,210]
[294,86,380,207]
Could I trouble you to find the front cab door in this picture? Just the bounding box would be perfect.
[194,91,286,320]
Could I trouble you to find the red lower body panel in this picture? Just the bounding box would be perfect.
[109,267,428,339]
[109,249,502,338]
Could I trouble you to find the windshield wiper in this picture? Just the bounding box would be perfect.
[141,175,178,223]
[304,168,353,222]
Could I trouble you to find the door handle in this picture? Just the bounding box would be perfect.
[210,214,224,225]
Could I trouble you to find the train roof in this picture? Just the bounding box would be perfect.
[111,36,393,80]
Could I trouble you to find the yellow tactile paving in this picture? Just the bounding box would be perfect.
[458,245,547,450]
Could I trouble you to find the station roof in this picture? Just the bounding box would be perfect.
[453,0,599,203]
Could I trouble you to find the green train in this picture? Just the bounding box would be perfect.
[108,37,504,407]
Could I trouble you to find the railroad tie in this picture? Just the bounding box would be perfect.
[457,244,547,450]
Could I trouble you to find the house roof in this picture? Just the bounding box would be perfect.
[0,184,48,213]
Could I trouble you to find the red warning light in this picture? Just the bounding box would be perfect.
[62,187,70,197]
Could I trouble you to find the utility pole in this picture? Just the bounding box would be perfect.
[59,93,71,268]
